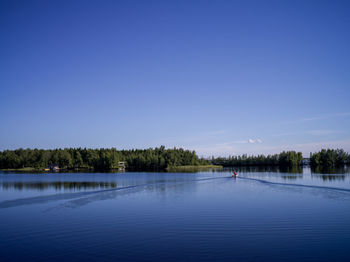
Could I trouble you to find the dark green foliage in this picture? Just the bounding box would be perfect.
[1,147,348,171]
[119,146,207,171]
[278,151,303,167]
[0,147,208,171]
[310,149,348,167]
[211,151,303,167]
[211,149,349,168]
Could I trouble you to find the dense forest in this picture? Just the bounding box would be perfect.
[211,151,303,167]
[0,146,208,171]
[212,149,350,168]
[0,147,349,172]
[310,149,349,167]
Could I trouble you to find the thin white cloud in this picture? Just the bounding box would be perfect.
[153,129,230,145]
[300,116,325,122]
[282,112,350,124]
[337,112,350,117]
[273,130,344,137]
[306,130,343,136]
[300,112,350,122]
[232,140,248,144]
[248,139,255,144]
[248,138,263,144]
[272,132,299,137]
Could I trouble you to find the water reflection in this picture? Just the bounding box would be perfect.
[1,173,350,262]
[215,165,350,175]
[0,181,117,191]
[311,165,350,174]
[311,175,346,181]
[217,166,303,174]
[279,166,303,174]
[280,175,302,180]
[0,176,229,209]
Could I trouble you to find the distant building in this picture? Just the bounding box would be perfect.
[118,161,125,172]
[49,164,60,172]
[301,158,310,165]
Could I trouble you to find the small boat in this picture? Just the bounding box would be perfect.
[232,171,238,177]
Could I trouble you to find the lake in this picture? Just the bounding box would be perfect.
[1,167,350,261]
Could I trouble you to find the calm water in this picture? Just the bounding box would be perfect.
[1,168,350,262]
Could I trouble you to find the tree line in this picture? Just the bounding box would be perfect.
[1,147,349,171]
[0,146,208,171]
[210,151,303,167]
[211,149,350,168]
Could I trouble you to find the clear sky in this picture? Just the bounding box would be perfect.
[1,0,350,157]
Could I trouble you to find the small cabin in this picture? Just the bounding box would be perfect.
[118,161,125,172]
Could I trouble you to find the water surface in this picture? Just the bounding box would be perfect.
[1,168,350,261]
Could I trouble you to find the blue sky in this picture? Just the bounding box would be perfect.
[1,0,350,156]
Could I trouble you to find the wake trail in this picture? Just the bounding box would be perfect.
[238,176,350,193]
[0,176,232,209]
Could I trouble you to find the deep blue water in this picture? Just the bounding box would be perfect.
[1,168,350,262]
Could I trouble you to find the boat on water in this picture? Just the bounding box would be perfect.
[232,171,238,177]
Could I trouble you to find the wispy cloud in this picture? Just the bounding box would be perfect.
[273,130,343,137]
[300,112,350,122]
[153,129,230,145]
[248,138,263,144]
[300,116,325,122]
[220,139,263,145]
[336,112,350,117]
[230,139,263,144]
[283,112,350,124]
[232,140,249,144]
[272,132,299,137]
[306,130,343,136]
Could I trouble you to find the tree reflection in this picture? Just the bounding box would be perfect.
[311,165,350,174]
[316,175,345,181]
[218,166,303,174]
[0,181,117,191]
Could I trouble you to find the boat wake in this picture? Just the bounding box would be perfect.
[2,175,348,209]
[238,176,350,193]
[0,176,232,209]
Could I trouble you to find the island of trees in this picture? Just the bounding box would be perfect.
[211,151,303,167]
[310,149,350,167]
[0,147,349,172]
